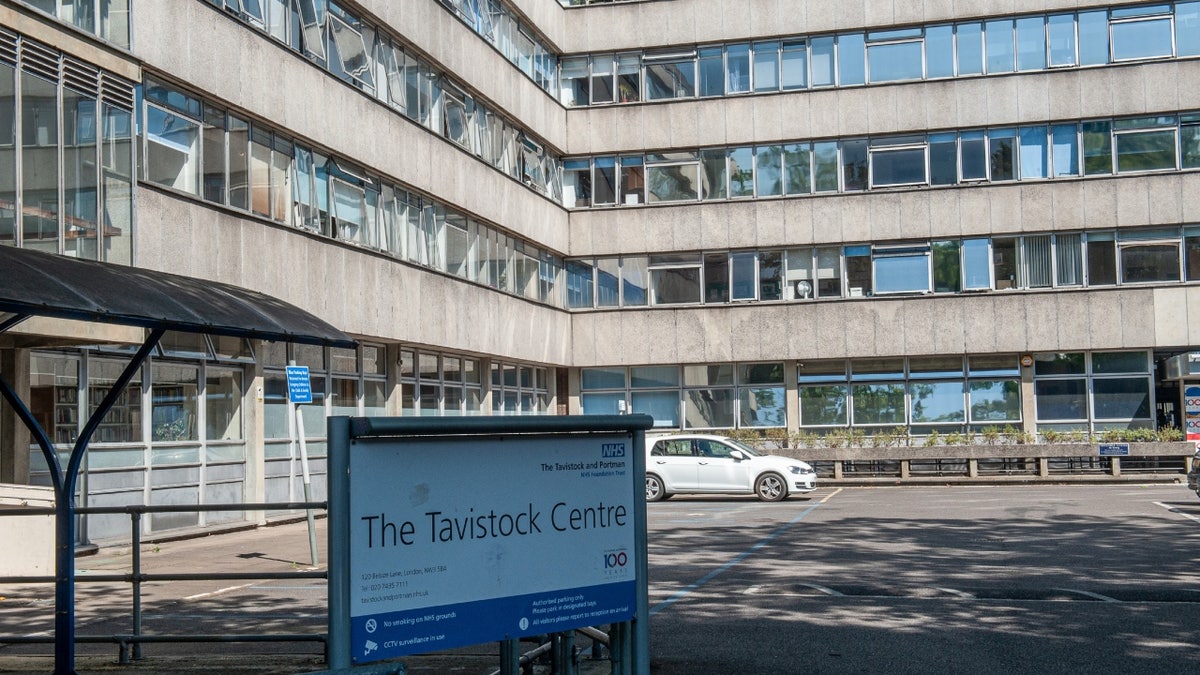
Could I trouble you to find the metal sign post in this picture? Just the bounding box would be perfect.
[327,415,652,674]
[287,365,319,567]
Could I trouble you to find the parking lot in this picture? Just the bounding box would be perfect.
[645,484,1200,674]
[3,484,1200,674]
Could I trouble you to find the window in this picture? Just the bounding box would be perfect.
[726,43,751,93]
[1015,16,1047,71]
[870,136,927,187]
[644,50,696,100]
[1047,13,1077,67]
[874,245,932,294]
[866,28,924,83]
[684,365,736,429]
[1120,229,1181,283]
[697,46,724,97]
[752,41,780,92]
[646,153,700,202]
[780,40,808,90]
[838,33,866,85]
[985,19,1015,73]
[1110,5,1174,61]
[957,22,984,75]
[755,145,783,196]
[649,254,702,305]
[739,363,785,427]
[1114,116,1178,172]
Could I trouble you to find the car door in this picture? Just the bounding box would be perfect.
[648,439,699,489]
[694,439,754,491]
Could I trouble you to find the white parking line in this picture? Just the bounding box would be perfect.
[1056,588,1120,602]
[183,583,252,600]
[1154,501,1200,524]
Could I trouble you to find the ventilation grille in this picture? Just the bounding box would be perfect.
[100,73,136,111]
[19,38,59,82]
[0,28,16,67]
[63,58,100,96]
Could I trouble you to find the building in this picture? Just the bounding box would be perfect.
[2,0,1199,540]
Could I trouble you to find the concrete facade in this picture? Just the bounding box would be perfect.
[3,0,1200,537]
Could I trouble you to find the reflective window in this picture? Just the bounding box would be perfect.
[1110,5,1174,60]
[867,28,924,82]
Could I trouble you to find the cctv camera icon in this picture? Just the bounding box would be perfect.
[364,640,378,655]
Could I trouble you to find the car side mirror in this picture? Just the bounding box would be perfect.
[729,449,747,461]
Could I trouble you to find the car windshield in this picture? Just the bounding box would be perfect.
[725,438,761,456]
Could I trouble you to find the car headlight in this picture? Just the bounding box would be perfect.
[788,465,815,475]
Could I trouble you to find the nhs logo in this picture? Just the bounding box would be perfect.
[601,443,626,458]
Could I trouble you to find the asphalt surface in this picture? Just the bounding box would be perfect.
[4,484,1200,674]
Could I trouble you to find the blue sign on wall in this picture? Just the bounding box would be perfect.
[286,365,313,404]
[1098,443,1130,457]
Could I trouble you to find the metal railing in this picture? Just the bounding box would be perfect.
[0,501,328,664]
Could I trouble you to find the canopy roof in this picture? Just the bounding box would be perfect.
[0,245,356,348]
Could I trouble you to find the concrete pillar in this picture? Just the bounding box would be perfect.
[244,346,266,524]
[1020,355,1037,440]
[0,348,32,484]
[784,360,799,442]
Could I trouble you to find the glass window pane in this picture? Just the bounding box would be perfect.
[684,389,736,428]
[755,145,782,196]
[1047,13,1077,67]
[909,381,965,423]
[960,131,987,180]
[1019,127,1048,179]
[1083,121,1113,174]
[957,22,984,75]
[811,36,836,87]
[1034,352,1086,375]
[960,237,988,288]
[852,383,907,425]
[646,163,700,202]
[868,40,924,82]
[651,267,701,304]
[145,105,199,194]
[1093,377,1151,419]
[842,140,868,191]
[582,368,626,390]
[1087,236,1117,285]
[1093,351,1148,374]
[704,253,729,303]
[783,143,811,194]
[969,380,1021,423]
[989,129,1016,181]
[741,387,786,427]
[726,43,751,93]
[753,41,779,92]
[1179,2,1200,56]
[684,364,734,387]
[728,147,754,197]
[631,391,679,428]
[1015,16,1047,71]
[1112,17,1173,60]
[1115,130,1177,172]
[1120,242,1180,283]
[698,47,724,97]
[1182,124,1200,169]
[871,146,926,186]
[730,252,756,300]
[1034,379,1087,421]
[985,19,1015,73]
[631,366,678,388]
[1051,124,1079,176]
[875,251,931,293]
[929,133,958,185]
[645,58,695,100]
[780,40,808,89]
[582,392,624,415]
[622,256,648,306]
[800,385,847,426]
[759,250,783,301]
[838,33,866,85]
[1078,11,1110,65]
[926,25,955,78]
[152,363,199,442]
[932,240,961,293]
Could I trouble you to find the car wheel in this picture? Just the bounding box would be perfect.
[645,474,668,502]
[754,473,787,502]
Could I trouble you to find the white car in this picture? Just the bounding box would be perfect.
[645,434,817,502]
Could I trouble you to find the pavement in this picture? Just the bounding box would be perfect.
[0,518,616,675]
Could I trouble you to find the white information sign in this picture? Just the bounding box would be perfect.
[348,433,637,664]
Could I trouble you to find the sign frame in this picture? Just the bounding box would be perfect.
[326,414,653,674]
[1098,443,1130,457]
